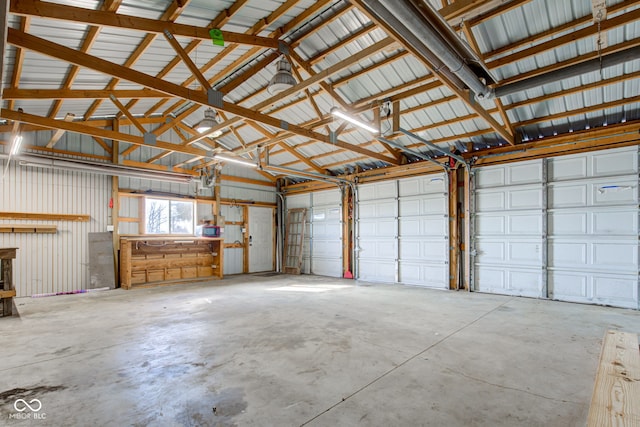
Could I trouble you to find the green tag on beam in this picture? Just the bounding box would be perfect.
[209,29,224,46]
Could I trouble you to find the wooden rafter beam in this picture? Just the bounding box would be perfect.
[163,30,212,91]
[10,0,281,49]
[109,95,146,134]
[1,108,208,158]
[350,0,514,145]
[2,88,167,100]
[45,113,75,149]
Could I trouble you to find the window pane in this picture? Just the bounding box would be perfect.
[170,201,194,234]
[145,199,169,234]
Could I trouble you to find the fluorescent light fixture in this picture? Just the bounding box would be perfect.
[330,107,378,133]
[10,135,23,155]
[214,153,256,168]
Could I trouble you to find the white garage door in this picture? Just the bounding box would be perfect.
[474,160,546,298]
[358,180,398,283]
[398,175,449,288]
[548,147,639,309]
[357,174,449,288]
[310,189,343,277]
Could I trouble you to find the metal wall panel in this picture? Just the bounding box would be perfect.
[548,147,639,308]
[474,160,546,297]
[0,161,110,297]
[221,204,244,275]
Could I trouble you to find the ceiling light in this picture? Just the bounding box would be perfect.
[268,56,297,95]
[214,153,256,168]
[10,135,23,155]
[195,108,222,137]
[330,107,378,133]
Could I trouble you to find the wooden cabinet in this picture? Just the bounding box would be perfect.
[119,237,223,289]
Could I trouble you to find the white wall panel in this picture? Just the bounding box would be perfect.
[221,204,244,275]
[0,162,110,297]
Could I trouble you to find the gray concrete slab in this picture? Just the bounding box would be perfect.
[0,274,638,426]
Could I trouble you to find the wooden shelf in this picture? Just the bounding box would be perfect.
[120,237,224,289]
[0,224,58,233]
[0,211,90,222]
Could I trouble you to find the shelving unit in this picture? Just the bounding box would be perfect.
[119,237,224,289]
[0,248,17,317]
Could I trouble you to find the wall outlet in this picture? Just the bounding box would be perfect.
[106,225,114,232]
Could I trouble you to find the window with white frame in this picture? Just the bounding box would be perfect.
[144,198,195,235]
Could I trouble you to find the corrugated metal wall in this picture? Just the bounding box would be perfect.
[0,160,110,297]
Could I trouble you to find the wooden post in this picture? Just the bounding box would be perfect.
[111,122,120,286]
[0,248,17,316]
[242,205,249,273]
[119,239,131,289]
[449,168,459,290]
[463,167,472,291]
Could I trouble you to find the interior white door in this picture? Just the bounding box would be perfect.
[248,206,274,273]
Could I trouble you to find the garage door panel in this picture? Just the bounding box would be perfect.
[548,212,588,235]
[312,239,341,258]
[550,272,638,308]
[358,199,397,218]
[359,181,396,200]
[399,175,446,196]
[399,216,447,236]
[509,187,543,210]
[287,194,311,209]
[549,178,638,208]
[477,240,542,266]
[358,259,395,282]
[508,213,543,235]
[592,210,638,234]
[399,238,446,261]
[549,242,587,266]
[592,149,637,177]
[476,167,506,188]
[549,156,588,181]
[359,239,396,259]
[399,262,447,288]
[475,160,542,188]
[399,196,446,216]
[593,242,638,270]
[475,190,506,211]
[475,241,505,263]
[475,214,506,235]
[359,218,396,237]
[312,258,342,278]
[312,222,341,237]
[476,267,543,297]
[509,241,543,265]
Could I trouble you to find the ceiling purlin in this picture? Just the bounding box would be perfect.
[461,22,514,137]
[82,0,189,121]
[483,0,640,61]
[47,0,123,119]
[349,0,515,146]
[6,16,30,112]
[145,0,301,142]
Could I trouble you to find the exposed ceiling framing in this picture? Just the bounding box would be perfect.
[0,0,638,183]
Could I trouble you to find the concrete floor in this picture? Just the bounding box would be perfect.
[0,274,638,427]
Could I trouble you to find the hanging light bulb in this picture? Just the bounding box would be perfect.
[268,56,297,95]
[195,108,222,137]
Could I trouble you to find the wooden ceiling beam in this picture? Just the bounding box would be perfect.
[487,8,640,69]
[45,113,75,149]
[10,0,280,49]
[1,108,207,157]
[3,88,167,100]
[109,95,147,135]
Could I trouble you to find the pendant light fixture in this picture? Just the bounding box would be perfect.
[195,108,222,137]
[268,56,297,95]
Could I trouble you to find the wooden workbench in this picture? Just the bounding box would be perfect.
[0,248,17,317]
[119,237,224,289]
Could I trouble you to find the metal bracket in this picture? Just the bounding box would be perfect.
[207,89,225,108]
[143,132,157,146]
